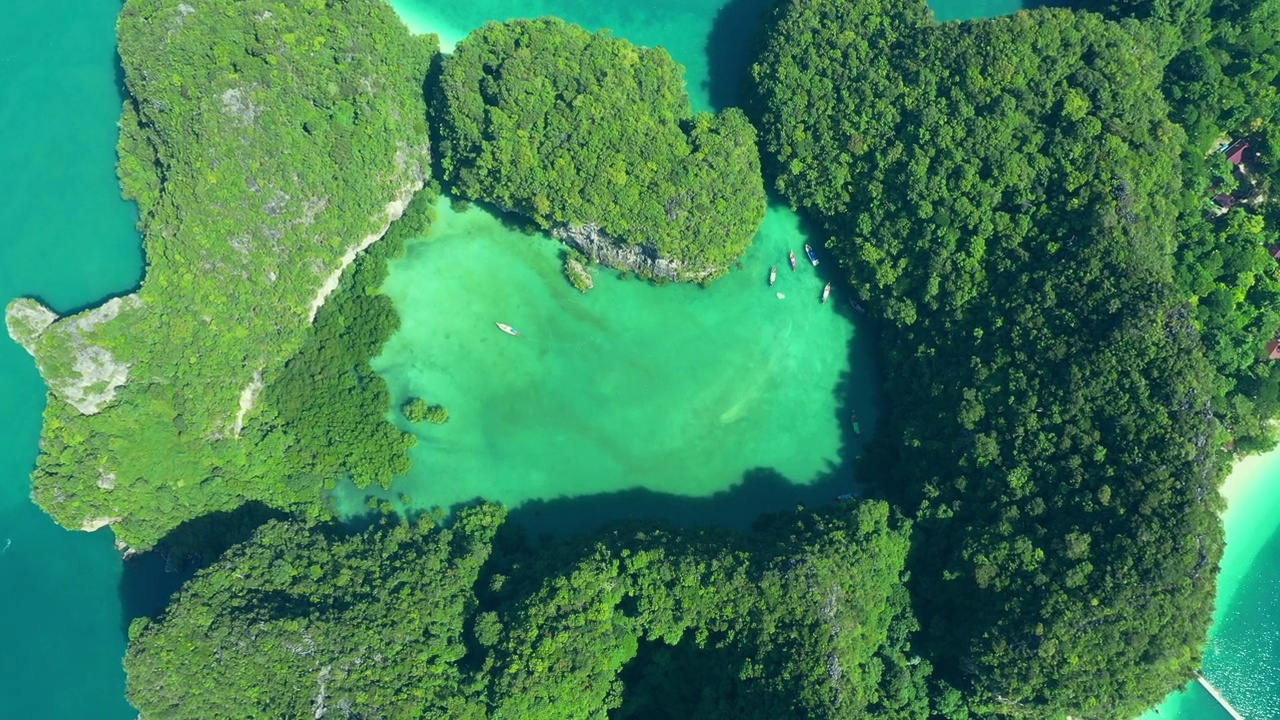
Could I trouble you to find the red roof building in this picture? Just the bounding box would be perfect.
[1267,338,1280,361]
[1225,140,1251,166]
[1269,245,1280,261]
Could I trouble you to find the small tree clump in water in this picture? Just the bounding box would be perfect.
[564,256,593,293]
[403,397,448,424]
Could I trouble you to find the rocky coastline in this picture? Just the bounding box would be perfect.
[551,223,722,282]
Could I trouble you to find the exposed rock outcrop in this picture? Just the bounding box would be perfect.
[551,223,722,282]
[81,516,121,532]
[23,296,141,415]
[232,370,264,437]
[5,298,58,354]
[306,178,425,323]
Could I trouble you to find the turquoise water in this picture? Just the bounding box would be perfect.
[0,1,145,716]
[1194,447,1280,718]
[336,199,871,532]
[2,1,1277,719]
[1206,528,1280,716]
[931,0,1025,21]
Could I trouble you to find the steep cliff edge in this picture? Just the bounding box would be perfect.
[553,224,721,282]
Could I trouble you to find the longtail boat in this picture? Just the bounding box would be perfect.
[821,282,831,304]
[769,266,777,286]
[495,322,520,336]
[789,251,797,270]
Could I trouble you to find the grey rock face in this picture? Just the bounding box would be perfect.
[551,223,720,282]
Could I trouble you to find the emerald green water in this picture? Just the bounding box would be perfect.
[336,199,871,531]
[2,1,1278,719]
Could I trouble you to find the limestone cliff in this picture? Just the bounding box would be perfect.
[5,298,57,354]
[552,223,723,282]
[7,296,139,415]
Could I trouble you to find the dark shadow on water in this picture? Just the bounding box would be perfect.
[448,194,545,236]
[113,0,127,99]
[703,0,777,111]
[114,51,128,105]
[116,501,286,637]
[504,466,850,540]
[424,50,448,190]
[117,551,191,639]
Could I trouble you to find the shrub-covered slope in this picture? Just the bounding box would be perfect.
[7,0,437,549]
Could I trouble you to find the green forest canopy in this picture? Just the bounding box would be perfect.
[435,18,767,277]
[751,0,1278,715]
[13,0,437,549]
[126,501,959,720]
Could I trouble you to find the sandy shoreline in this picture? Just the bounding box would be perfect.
[391,3,462,52]
[1213,444,1280,615]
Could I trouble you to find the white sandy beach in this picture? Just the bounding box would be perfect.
[1214,444,1280,616]
[392,2,464,52]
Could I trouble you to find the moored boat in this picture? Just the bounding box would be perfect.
[849,299,866,315]
[821,282,831,304]
[496,322,520,336]
[769,266,777,286]
[804,244,819,266]
[789,251,797,270]
[850,413,861,436]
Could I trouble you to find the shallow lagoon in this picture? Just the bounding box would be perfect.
[335,199,873,533]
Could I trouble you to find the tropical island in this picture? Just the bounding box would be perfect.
[5,0,1280,718]
[436,18,768,280]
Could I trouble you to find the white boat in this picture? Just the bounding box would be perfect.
[769,266,777,286]
[496,322,520,336]
[821,283,831,304]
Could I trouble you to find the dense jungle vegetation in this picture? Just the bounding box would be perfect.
[1068,0,1280,449]
[751,0,1279,716]
[20,0,437,549]
[127,501,971,720]
[435,19,767,277]
[10,0,1279,717]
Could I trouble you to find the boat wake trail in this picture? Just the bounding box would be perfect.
[1,539,10,554]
